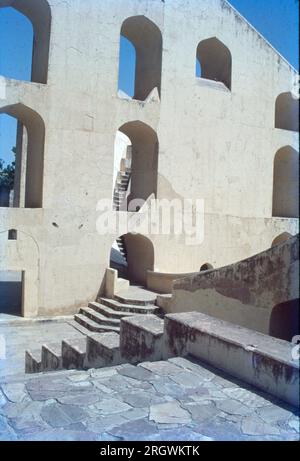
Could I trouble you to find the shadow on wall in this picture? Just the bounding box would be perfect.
[124,233,154,286]
[118,121,159,208]
[269,299,299,341]
[196,37,232,90]
[109,233,154,286]
[272,146,299,219]
[275,92,299,132]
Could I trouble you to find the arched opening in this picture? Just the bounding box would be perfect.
[196,37,232,90]
[114,121,158,211]
[0,230,39,317]
[272,146,299,218]
[0,0,51,84]
[110,236,128,280]
[0,270,23,318]
[110,233,154,286]
[275,92,299,132]
[8,229,17,240]
[0,6,33,81]
[118,15,162,101]
[112,131,132,211]
[269,299,299,341]
[0,103,45,208]
[271,232,293,247]
[200,263,214,271]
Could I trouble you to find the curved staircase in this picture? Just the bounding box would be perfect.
[74,289,160,335]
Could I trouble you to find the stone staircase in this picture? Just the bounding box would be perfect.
[25,310,299,407]
[116,236,128,264]
[74,289,159,335]
[25,313,163,375]
[113,167,131,211]
[25,287,161,373]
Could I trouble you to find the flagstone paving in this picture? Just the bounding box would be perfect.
[0,322,299,441]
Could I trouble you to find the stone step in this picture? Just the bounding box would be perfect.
[115,193,126,199]
[68,318,95,336]
[25,350,42,374]
[88,301,133,319]
[114,191,125,197]
[117,182,129,188]
[62,337,87,370]
[79,307,120,327]
[120,315,165,363]
[74,313,120,333]
[114,293,157,306]
[86,332,123,368]
[100,297,159,314]
[41,343,62,372]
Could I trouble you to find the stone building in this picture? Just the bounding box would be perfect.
[0,0,298,320]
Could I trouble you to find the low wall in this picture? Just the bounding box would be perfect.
[147,270,197,294]
[164,312,299,407]
[170,235,299,340]
[104,268,129,298]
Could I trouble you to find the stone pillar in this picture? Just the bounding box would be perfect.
[13,122,27,208]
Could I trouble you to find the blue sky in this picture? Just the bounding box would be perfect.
[0,1,299,165]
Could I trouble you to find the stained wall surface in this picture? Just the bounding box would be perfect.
[170,235,299,339]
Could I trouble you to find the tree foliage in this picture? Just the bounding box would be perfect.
[0,150,15,189]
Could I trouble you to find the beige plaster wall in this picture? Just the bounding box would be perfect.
[0,0,298,316]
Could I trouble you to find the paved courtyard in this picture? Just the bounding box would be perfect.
[0,321,299,441]
[0,318,84,382]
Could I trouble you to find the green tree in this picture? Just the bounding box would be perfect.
[0,148,16,189]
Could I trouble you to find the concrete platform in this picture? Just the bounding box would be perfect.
[0,320,85,382]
